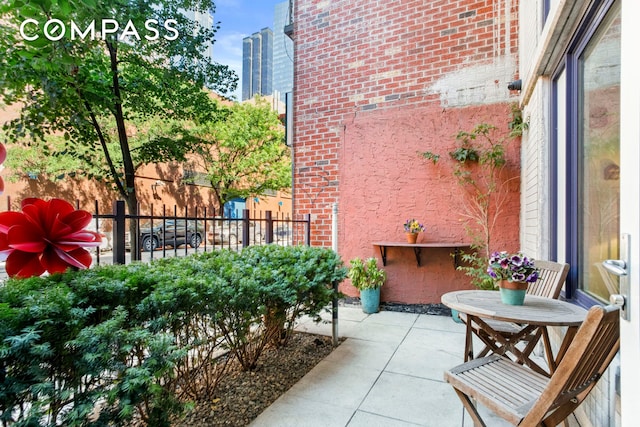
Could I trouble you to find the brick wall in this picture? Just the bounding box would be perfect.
[293,0,520,302]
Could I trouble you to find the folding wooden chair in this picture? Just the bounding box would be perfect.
[527,260,570,299]
[467,261,570,361]
[445,305,620,427]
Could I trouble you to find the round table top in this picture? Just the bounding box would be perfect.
[441,290,587,326]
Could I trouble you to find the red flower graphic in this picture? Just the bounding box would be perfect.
[0,198,102,278]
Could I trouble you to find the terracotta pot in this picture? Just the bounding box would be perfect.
[498,280,528,291]
[406,232,418,244]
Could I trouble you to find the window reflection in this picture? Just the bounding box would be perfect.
[578,4,621,301]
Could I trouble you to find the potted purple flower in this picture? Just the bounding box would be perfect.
[403,219,425,243]
[487,251,539,305]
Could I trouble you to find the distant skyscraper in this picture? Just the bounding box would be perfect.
[181,9,215,64]
[273,2,294,104]
[242,28,273,101]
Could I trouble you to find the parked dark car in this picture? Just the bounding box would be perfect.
[139,219,204,251]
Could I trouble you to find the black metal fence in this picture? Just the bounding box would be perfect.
[89,200,311,266]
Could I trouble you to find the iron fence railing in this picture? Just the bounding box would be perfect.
[90,200,310,266]
[0,197,310,273]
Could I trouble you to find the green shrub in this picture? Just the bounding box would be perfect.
[0,245,348,424]
[242,245,347,347]
[0,266,184,426]
[0,275,88,426]
[140,254,230,398]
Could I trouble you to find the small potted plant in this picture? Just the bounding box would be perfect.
[487,251,539,305]
[403,219,425,243]
[348,257,386,313]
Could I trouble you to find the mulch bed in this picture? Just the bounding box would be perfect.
[173,332,338,427]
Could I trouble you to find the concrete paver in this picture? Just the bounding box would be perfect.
[359,372,464,426]
[347,411,422,427]
[250,306,513,427]
[284,361,381,410]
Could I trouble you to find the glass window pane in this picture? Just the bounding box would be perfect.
[578,4,621,302]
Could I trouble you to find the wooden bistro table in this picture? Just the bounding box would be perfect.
[441,290,587,377]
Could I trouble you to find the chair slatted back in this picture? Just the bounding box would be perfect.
[523,305,620,424]
[527,260,570,299]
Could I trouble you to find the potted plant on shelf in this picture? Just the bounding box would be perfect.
[403,219,425,244]
[487,251,540,305]
[348,257,386,314]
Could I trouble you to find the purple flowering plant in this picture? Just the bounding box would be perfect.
[487,251,539,283]
[403,219,425,233]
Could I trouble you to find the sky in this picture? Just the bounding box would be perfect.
[211,0,286,100]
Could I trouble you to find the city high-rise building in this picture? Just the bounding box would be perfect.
[273,1,293,104]
[242,28,273,101]
[181,9,215,64]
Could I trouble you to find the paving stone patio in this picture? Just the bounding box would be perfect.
[250,306,524,427]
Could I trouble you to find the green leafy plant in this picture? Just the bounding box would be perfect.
[449,143,480,163]
[241,245,347,348]
[0,266,181,427]
[421,151,440,164]
[420,117,521,289]
[0,246,348,424]
[137,255,229,400]
[508,102,529,137]
[348,257,387,291]
[454,252,494,290]
[214,263,271,372]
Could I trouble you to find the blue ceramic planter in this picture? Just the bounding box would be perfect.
[499,287,527,305]
[360,288,381,313]
[451,308,464,323]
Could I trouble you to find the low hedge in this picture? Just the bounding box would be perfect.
[0,245,346,426]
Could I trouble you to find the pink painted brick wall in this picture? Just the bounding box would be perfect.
[340,103,521,303]
[293,0,520,303]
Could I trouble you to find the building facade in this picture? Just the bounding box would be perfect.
[273,1,294,104]
[291,0,637,425]
[242,28,274,101]
[291,0,521,304]
[518,0,637,425]
[181,9,215,64]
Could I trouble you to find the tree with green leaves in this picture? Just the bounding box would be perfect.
[0,0,236,258]
[184,99,291,209]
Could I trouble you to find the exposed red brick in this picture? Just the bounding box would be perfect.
[293,0,520,303]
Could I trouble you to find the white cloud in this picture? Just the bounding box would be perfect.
[215,31,244,57]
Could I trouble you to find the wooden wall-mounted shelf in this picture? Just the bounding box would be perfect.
[372,242,471,268]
